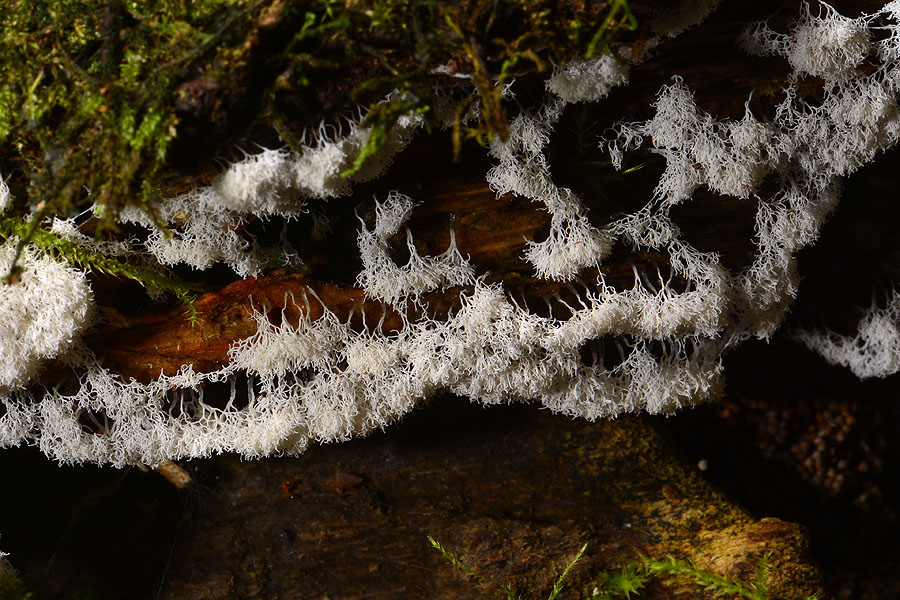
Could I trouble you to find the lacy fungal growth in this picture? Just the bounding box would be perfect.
[1,2,899,466]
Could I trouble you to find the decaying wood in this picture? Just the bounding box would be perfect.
[153,460,192,489]
[155,400,821,599]
[10,2,892,597]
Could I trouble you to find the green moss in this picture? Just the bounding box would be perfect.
[0,0,640,315]
[0,215,205,324]
[1,0,640,221]
[430,537,819,600]
[0,0,259,224]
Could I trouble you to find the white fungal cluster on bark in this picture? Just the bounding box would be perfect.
[0,241,92,391]
[796,289,900,379]
[2,2,899,467]
[355,191,476,305]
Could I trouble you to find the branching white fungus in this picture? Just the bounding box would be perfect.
[797,289,900,379]
[0,241,92,390]
[2,2,899,466]
[0,179,10,215]
[355,191,476,305]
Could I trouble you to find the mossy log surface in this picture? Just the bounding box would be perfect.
[9,1,900,598]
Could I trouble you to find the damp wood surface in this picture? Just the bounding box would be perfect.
[0,399,823,599]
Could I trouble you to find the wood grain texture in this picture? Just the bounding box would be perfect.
[156,400,821,599]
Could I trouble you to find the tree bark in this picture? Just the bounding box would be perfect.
[154,400,821,600]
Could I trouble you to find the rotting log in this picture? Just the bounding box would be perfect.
[1,400,824,598]
[152,399,821,600]
[10,2,894,597]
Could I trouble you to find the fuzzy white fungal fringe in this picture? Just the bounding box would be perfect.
[0,179,10,215]
[546,54,630,103]
[0,241,92,390]
[488,97,615,280]
[215,107,424,213]
[611,78,782,203]
[742,2,871,81]
[355,191,475,304]
[797,290,900,379]
[116,97,423,277]
[7,2,900,466]
[118,188,301,277]
[228,299,348,378]
[0,282,723,466]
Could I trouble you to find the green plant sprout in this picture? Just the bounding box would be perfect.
[428,536,588,600]
[584,0,637,59]
[620,554,818,600]
[429,537,819,600]
[0,216,205,325]
[590,562,645,600]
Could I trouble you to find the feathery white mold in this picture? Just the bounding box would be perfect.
[797,289,900,379]
[6,2,900,465]
[0,241,92,390]
[355,191,476,304]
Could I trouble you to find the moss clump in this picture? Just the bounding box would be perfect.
[1,0,640,224]
[0,0,262,225]
[0,0,639,303]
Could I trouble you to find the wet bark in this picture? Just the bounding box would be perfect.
[145,402,822,598]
